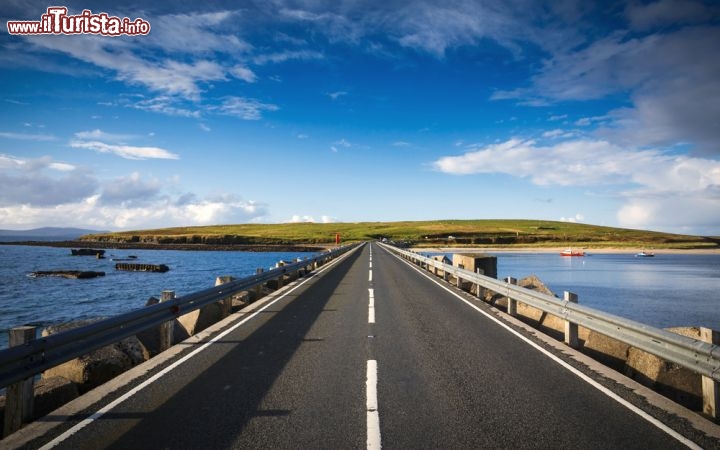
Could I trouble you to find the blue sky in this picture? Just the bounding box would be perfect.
[1,1,719,235]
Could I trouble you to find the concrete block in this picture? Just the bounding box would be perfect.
[33,376,79,419]
[41,321,150,394]
[625,327,703,410]
[584,331,631,371]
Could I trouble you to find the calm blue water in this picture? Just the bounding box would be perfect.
[497,252,720,330]
[1,246,719,350]
[0,245,318,349]
[424,251,720,332]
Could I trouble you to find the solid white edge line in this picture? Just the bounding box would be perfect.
[40,246,362,450]
[380,246,701,450]
[367,360,381,450]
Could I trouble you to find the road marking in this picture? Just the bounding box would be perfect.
[369,269,373,282]
[366,360,381,450]
[39,247,362,450]
[381,246,702,450]
[369,261,372,269]
[368,288,375,324]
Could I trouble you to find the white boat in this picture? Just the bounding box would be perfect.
[635,251,655,257]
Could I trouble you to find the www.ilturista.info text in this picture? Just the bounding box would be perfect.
[7,7,150,36]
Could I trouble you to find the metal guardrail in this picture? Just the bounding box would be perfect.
[0,243,361,389]
[380,243,720,383]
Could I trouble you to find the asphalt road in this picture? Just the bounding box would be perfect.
[24,243,701,449]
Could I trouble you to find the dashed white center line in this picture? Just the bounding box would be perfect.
[368,288,375,324]
[366,360,381,450]
[369,269,373,282]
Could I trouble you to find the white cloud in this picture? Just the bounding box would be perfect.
[287,215,337,223]
[230,65,258,83]
[0,155,97,207]
[146,11,251,55]
[99,172,161,206]
[216,97,279,120]
[542,129,564,138]
[74,129,136,142]
[252,50,324,65]
[393,2,520,57]
[333,138,352,148]
[0,154,75,172]
[199,123,211,132]
[0,161,268,229]
[0,194,268,230]
[434,138,720,233]
[327,91,347,100]
[22,35,229,100]
[296,133,309,139]
[129,96,201,118]
[70,140,180,160]
[393,141,411,147]
[617,192,720,235]
[560,213,585,223]
[494,25,720,154]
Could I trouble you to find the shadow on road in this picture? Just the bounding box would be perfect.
[105,247,364,449]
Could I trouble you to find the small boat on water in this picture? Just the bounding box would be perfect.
[560,248,585,257]
[635,251,655,257]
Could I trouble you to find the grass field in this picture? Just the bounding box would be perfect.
[82,219,719,249]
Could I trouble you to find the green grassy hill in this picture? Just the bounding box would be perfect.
[81,220,718,249]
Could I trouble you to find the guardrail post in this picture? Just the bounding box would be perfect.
[295,257,303,278]
[3,326,37,438]
[505,277,517,316]
[275,261,285,288]
[456,271,463,288]
[701,327,719,422]
[215,276,235,317]
[475,268,485,299]
[159,290,176,352]
[255,268,264,299]
[564,291,579,349]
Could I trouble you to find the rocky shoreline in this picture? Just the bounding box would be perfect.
[0,240,330,253]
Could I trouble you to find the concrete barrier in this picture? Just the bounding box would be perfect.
[41,321,149,394]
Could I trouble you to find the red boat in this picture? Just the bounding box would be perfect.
[560,248,585,257]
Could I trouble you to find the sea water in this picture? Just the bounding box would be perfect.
[496,252,720,330]
[0,245,318,349]
[1,246,719,350]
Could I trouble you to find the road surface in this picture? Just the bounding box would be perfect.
[19,243,708,449]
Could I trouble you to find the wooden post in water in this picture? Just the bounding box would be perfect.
[3,326,36,438]
[701,327,719,422]
[215,276,235,317]
[159,290,175,352]
[564,291,579,349]
[505,277,518,316]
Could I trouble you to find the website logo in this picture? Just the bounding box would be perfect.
[7,7,151,36]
